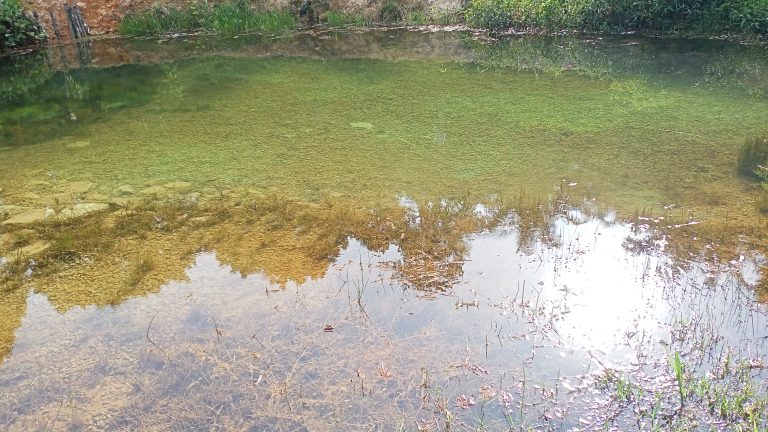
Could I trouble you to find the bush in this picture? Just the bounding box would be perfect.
[465,0,768,34]
[119,1,295,36]
[1,0,45,50]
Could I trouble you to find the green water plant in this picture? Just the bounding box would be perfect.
[672,351,687,407]
[737,136,768,180]
[0,0,45,50]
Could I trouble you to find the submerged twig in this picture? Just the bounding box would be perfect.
[146,314,164,353]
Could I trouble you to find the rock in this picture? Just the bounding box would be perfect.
[88,193,110,202]
[163,181,192,192]
[4,240,51,263]
[45,192,77,206]
[27,180,51,188]
[110,197,139,208]
[2,208,55,225]
[64,181,95,194]
[0,205,23,218]
[350,122,374,129]
[184,192,201,204]
[22,192,41,200]
[188,216,210,225]
[114,185,135,196]
[139,186,168,197]
[55,203,110,221]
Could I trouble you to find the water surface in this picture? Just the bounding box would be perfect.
[1,29,767,430]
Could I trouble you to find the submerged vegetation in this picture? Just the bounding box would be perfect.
[465,0,768,34]
[0,0,44,51]
[737,136,768,212]
[118,0,295,36]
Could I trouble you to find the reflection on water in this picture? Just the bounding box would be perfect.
[1,212,766,430]
[1,28,768,430]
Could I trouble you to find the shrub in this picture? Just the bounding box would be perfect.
[1,0,45,50]
[466,0,768,34]
[119,1,295,36]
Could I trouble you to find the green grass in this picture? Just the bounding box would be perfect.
[323,11,368,27]
[119,1,295,36]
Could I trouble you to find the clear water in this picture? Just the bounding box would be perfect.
[0,29,767,430]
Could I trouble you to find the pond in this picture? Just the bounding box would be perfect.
[0,28,767,430]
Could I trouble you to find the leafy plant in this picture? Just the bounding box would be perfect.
[1,0,45,50]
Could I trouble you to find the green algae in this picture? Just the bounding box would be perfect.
[1,50,766,216]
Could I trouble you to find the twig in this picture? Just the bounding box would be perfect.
[146,314,164,353]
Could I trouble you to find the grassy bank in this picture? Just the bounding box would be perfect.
[465,0,768,35]
[119,1,295,36]
[117,0,768,37]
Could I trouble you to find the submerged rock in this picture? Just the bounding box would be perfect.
[163,181,193,192]
[64,181,95,194]
[4,240,52,263]
[139,186,168,197]
[22,192,41,200]
[44,192,77,206]
[26,180,52,188]
[2,208,55,225]
[88,193,111,202]
[114,185,135,196]
[55,203,110,221]
[110,197,140,208]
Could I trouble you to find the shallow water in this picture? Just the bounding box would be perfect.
[1,29,768,430]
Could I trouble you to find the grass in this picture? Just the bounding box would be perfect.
[323,11,368,27]
[118,2,295,36]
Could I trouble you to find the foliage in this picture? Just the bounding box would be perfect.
[465,0,768,34]
[323,10,368,27]
[0,0,45,50]
[379,0,404,22]
[119,1,295,36]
